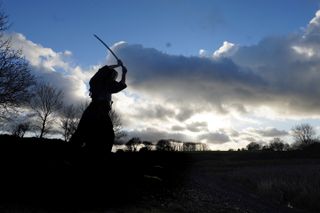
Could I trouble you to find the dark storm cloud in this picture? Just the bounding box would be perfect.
[112,43,267,116]
[170,121,208,133]
[230,34,320,115]
[198,131,230,144]
[127,127,187,142]
[186,121,208,132]
[110,10,320,118]
[131,104,175,121]
[176,108,195,121]
[252,128,288,138]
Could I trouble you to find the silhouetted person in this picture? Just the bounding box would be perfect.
[70,60,127,156]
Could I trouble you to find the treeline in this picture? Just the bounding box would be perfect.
[243,123,320,152]
[115,138,209,152]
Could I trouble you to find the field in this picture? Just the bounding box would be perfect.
[0,135,319,212]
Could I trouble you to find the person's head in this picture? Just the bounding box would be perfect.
[98,65,118,81]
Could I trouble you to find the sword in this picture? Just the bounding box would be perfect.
[93,34,120,61]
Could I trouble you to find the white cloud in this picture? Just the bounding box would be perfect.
[213,41,238,58]
[248,127,288,138]
[199,49,208,57]
[305,10,320,38]
[9,33,94,105]
[63,50,72,56]
[291,45,315,58]
[10,33,68,70]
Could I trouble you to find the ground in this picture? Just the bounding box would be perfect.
[0,135,319,212]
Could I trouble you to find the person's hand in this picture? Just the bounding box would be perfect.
[117,59,123,67]
[122,66,127,74]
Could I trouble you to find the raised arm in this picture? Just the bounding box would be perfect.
[120,65,127,85]
[107,61,127,93]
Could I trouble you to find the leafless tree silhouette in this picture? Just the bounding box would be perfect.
[0,11,34,115]
[141,141,153,151]
[246,142,261,151]
[292,123,316,146]
[268,137,289,151]
[60,104,81,141]
[126,137,142,152]
[11,121,31,138]
[109,109,126,141]
[156,140,174,152]
[31,83,63,138]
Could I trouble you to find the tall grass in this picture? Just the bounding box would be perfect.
[226,162,320,212]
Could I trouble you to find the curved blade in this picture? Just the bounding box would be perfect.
[93,34,120,61]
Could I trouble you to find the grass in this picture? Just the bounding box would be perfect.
[253,165,320,211]
[209,156,320,212]
[1,135,320,212]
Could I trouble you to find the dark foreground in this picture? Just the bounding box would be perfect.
[0,135,319,212]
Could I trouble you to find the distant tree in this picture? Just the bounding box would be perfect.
[283,143,291,151]
[268,137,288,151]
[109,110,126,142]
[141,141,153,151]
[116,149,125,153]
[31,83,64,138]
[261,145,269,151]
[60,104,81,141]
[199,143,209,151]
[246,142,261,151]
[183,142,197,152]
[292,123,316,146]
[182,142,209,151]
[139,147,150,152]
[0,10,34,115]
[156,140,174,152]
[170,140,183,151]
[126,137,142,152]
[11,121,30,138]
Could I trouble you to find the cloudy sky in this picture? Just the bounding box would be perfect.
[4,0,320,149]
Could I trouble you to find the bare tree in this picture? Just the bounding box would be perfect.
[11,121,30,138]
[170,140,183,151]
[292,123,316,146]
[246,142,261,151]
[31,83,63,138]
[60,104,81,141]
[183,142,197,152]
[0,11,34,115]
[109,109,126,142]
[139,141,153,152]
[126,137,142,152]
[268,137,289,151]
[199,143,209,151]
[156,140,174,152]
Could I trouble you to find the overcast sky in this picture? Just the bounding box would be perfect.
[4,0,320,149]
